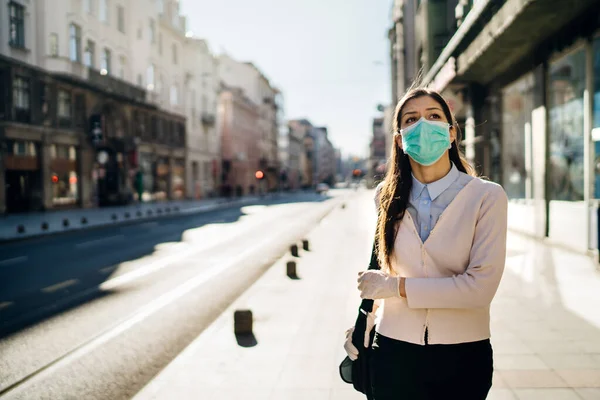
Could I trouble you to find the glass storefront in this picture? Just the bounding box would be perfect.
[501,72,535,199]
[50,145,79,206]
[593,37,600,198]
[548,48,586,201]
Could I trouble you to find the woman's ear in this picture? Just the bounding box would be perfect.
[395,134,403,149]
[449,125,457,144]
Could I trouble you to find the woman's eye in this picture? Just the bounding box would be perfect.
[429,113,441,120]
[405,117,416,124]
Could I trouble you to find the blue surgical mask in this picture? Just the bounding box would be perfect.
[400,117,452,166]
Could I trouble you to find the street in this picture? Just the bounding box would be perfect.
[0,188,599,399]
[0,191,348,399]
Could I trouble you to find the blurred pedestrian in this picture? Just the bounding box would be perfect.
[344,87,508,399]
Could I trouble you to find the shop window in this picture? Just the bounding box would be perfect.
[548,48,586,201]
[593,37,600,198]
[52,171,79,206]
[501,72,535,199]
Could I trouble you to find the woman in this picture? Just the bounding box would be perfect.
[344,87,508,399]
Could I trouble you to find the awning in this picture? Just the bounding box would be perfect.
[426,0,600,89]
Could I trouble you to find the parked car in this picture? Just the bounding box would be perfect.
[316,183,330,194]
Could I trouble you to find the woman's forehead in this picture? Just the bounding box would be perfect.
[402,96,442,112]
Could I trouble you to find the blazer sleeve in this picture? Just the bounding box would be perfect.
[404,184,508,309]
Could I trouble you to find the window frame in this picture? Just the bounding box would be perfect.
[57,89,72,119]
[101,47,112,74]
[9,1,26,49]
[13,75,30,111]
[69,23,82,62]
[49,33,59,57]
[117,5,125,33]
[84,39,96,68]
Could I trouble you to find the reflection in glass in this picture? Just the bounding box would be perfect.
[548,49,586,201]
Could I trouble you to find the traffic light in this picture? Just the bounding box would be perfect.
[255,170,265,180]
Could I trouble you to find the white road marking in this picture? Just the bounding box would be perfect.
[41,279,79,293]
[75,235,125,249]
[0,301,14,311]
[0,256,28,267]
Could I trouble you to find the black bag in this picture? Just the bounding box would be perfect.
[339,237,380,399]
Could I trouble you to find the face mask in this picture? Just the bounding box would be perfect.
[400,117,452,166]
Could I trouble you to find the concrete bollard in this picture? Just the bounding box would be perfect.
[287,261,297,278]
[290,244,299,257]
[302,239,310,251]
[234,310,253,335]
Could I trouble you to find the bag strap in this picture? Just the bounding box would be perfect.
[358,234,380,314]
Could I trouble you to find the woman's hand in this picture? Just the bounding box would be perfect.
[357,271,405,299]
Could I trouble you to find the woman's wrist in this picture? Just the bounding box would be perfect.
[399,277,407,298]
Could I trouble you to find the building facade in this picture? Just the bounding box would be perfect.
[182,37,219,199]
[408,0,600,253]
[0,0,186,214]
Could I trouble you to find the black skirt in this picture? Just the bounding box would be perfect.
[369,333,493,400]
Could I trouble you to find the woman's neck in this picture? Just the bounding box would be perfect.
[410,156,452,184]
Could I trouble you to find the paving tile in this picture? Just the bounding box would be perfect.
[329,388,366,400]
[494,355,550,370]
[575,388,600,400]
[555,369,600,388]
[487,389,518,400]
[513,388,581,400]
[499,370,568,388]
[269,389,330,400]
[539,354,600,370]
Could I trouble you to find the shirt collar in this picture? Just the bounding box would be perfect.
[411,163,459,201]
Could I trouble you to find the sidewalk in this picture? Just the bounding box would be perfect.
[133,191,600,400]
[0,193,292,242]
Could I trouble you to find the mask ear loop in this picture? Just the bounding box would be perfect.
[447,123,453,149]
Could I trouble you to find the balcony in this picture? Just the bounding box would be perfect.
[87,69,146,103]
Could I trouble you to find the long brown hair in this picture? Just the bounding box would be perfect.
[376,88,476,272]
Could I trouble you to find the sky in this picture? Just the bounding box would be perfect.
[179,0,393,158]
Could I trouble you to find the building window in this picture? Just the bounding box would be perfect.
[101,48,111,74]
[149,18,156,44]
[13,76,29,110]
[548,48,586,201]
[49,33,59,57]
[158,33,163,55]
[146,64,155,90]
[117,5,125,33]
[84,39,95,67]
[69,23,82,62]
[170,85,178,106]
[137,74,143,86]
[118,55,126,79]
[58,90,72,118]
[99,0,108,23]
[83,0,93,14]
[157,0,164,14]
[9,1,26,49]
